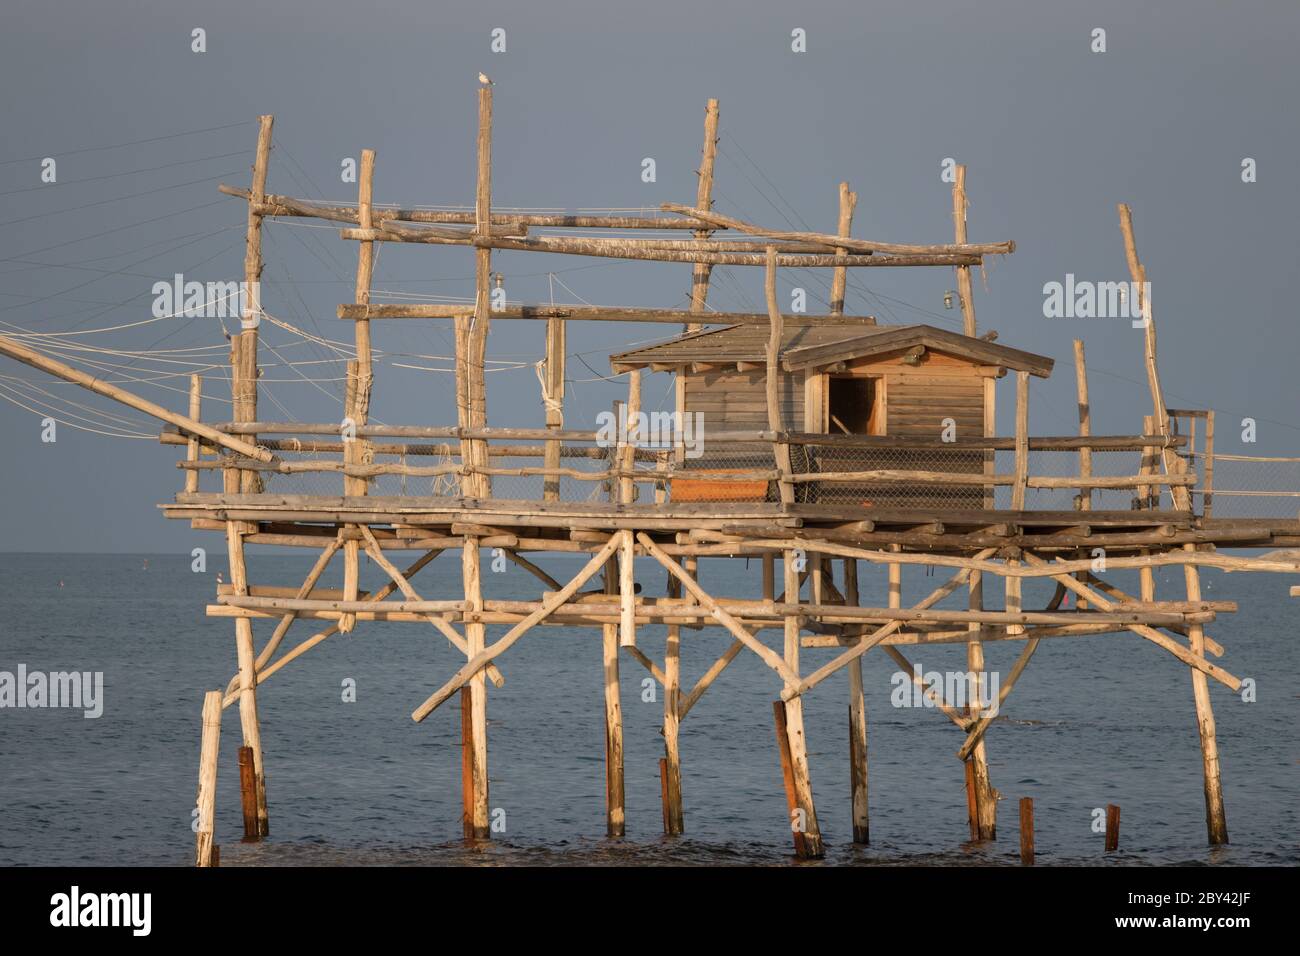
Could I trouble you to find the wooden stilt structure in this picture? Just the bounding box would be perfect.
[3,91,1289,864]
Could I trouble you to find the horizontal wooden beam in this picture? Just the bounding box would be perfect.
[661,203,1016,257]
[336,302,877,325]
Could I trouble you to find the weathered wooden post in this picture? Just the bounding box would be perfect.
[603,548,626,836]
[237,745,258,841]
[184,374,202,494]
[965,563,997,841]
[237,114,272,496]
[685,98,720,332]
[462,537,490,839]
[830,181,858,315]
[1105,803,1121,851]
[340,148,377,636]
[225,521,268,836]
[1019,797,1034,864]
[845,556,869,844]
[1182,543,1229,844]
[542,315,565,501]
[952,164,976,337]
[195,690,221,867]
[779,550,824,858]
[662,573,684,835]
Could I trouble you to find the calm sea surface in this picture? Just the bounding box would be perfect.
[0,551,1295,866]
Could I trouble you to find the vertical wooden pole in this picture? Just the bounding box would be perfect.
[1073,340,1092,511]
[341,149,376,636]
[762,553,775,600]
[620,370,640,505]
[237,745,257,841]
[1105,803,1121,851]
[1019,797,1034,865]
[237,115,273,496]
[952,164,976,337]
[462,537,489,839]
[780,549,823,858]
[1005,551,1023,636]
[1117,204,1191,511]
[845,557,869,844]
[1073,340,1091,608]
[184,374,202,494]
[764,248,795,504]
[459,686,475,839]
[469,87,494,497]
[542,316,566,501]
[618,530,636,648]
[966,567,996,841]
[195,690,221,867]
[685,98,720,332]
[662,573,684,835]
[830,182,858,315]
[1203,410,1215,517]
[602,551,626,836]
[1012,371,1029,511]
[225,521,268,837]
[1182,543,1229,844]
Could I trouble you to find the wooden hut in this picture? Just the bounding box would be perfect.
[611,323,1054,508]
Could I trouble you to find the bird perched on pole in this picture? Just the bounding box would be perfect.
[478,73,494,86]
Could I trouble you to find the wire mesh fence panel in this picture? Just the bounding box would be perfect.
[806,445,986,509]
[1203,456,1300,518]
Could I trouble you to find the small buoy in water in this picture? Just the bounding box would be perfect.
[142,558,149,570]
[59,580,64,588]
[216,571,224,585]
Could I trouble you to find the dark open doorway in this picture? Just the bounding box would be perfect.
[828,376,876,434]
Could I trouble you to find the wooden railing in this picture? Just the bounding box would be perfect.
[164,420,1196,512]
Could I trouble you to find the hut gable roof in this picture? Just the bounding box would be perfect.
[783,325,1054,377]
[610,323,1054,377]
[609,323,875,372]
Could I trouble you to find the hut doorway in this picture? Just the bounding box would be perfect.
[827,375,881,435]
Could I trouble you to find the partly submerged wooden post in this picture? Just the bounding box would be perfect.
[225,521,268,837]
[662,572,684,835]
[1105,803,1121,851]
[460,687,475,839]
[780,550,824,858]
[1182,543,1229,844]
[845,556,869,844]
[602,549,626,836]
[195,690,221,867]
[965,565,997,841]
[237,745,258,841]
[1019,797,1035,865]
[685,98,720,332]
[462,537,490,839]
[952,164,976,337]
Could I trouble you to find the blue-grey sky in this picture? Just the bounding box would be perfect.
[1,0,1296,551]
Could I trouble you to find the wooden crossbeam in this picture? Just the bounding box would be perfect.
[359,525,505,687]
[1021,552,1241,691]
[220,545,447,707]
[411,533,621,722]
[636,533,799,688]
[784,549,999,699]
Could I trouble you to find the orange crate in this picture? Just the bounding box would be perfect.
[671,469,769,502]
